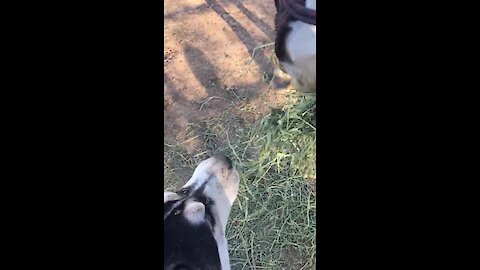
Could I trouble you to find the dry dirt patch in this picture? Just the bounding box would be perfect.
[164,0,287,160]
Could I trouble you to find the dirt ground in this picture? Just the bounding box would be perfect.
[164,0,289,159]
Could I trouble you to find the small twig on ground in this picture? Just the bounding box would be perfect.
[302,105,316,116]
[199,96,225,111]
[178,135,201,146]
[250,42,275,59]
[247,42,275,68]
[227,87,242,101]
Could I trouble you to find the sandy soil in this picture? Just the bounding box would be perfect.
[164,0,289,155]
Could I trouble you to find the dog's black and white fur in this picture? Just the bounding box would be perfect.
[273,0,316,92]
[164,156,240,270]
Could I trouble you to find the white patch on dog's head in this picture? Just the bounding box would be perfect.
[182,156,240,231]
[164,155,240,270]
[182,200,206,224]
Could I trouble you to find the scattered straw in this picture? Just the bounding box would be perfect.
[199,96,226,111]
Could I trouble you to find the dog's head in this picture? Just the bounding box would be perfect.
[164,156,240,270]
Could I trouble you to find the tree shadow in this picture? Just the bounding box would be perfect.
[183,43,275,103]
[164,4,210,21]
[231,0,275,40]
[182,43,222,97]
[204,0,273,75]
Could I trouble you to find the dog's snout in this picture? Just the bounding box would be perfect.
[213,155,233,169]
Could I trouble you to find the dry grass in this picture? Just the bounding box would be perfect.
[164,93,316,269]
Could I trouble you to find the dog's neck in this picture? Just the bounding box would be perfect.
[305,0,316,10]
